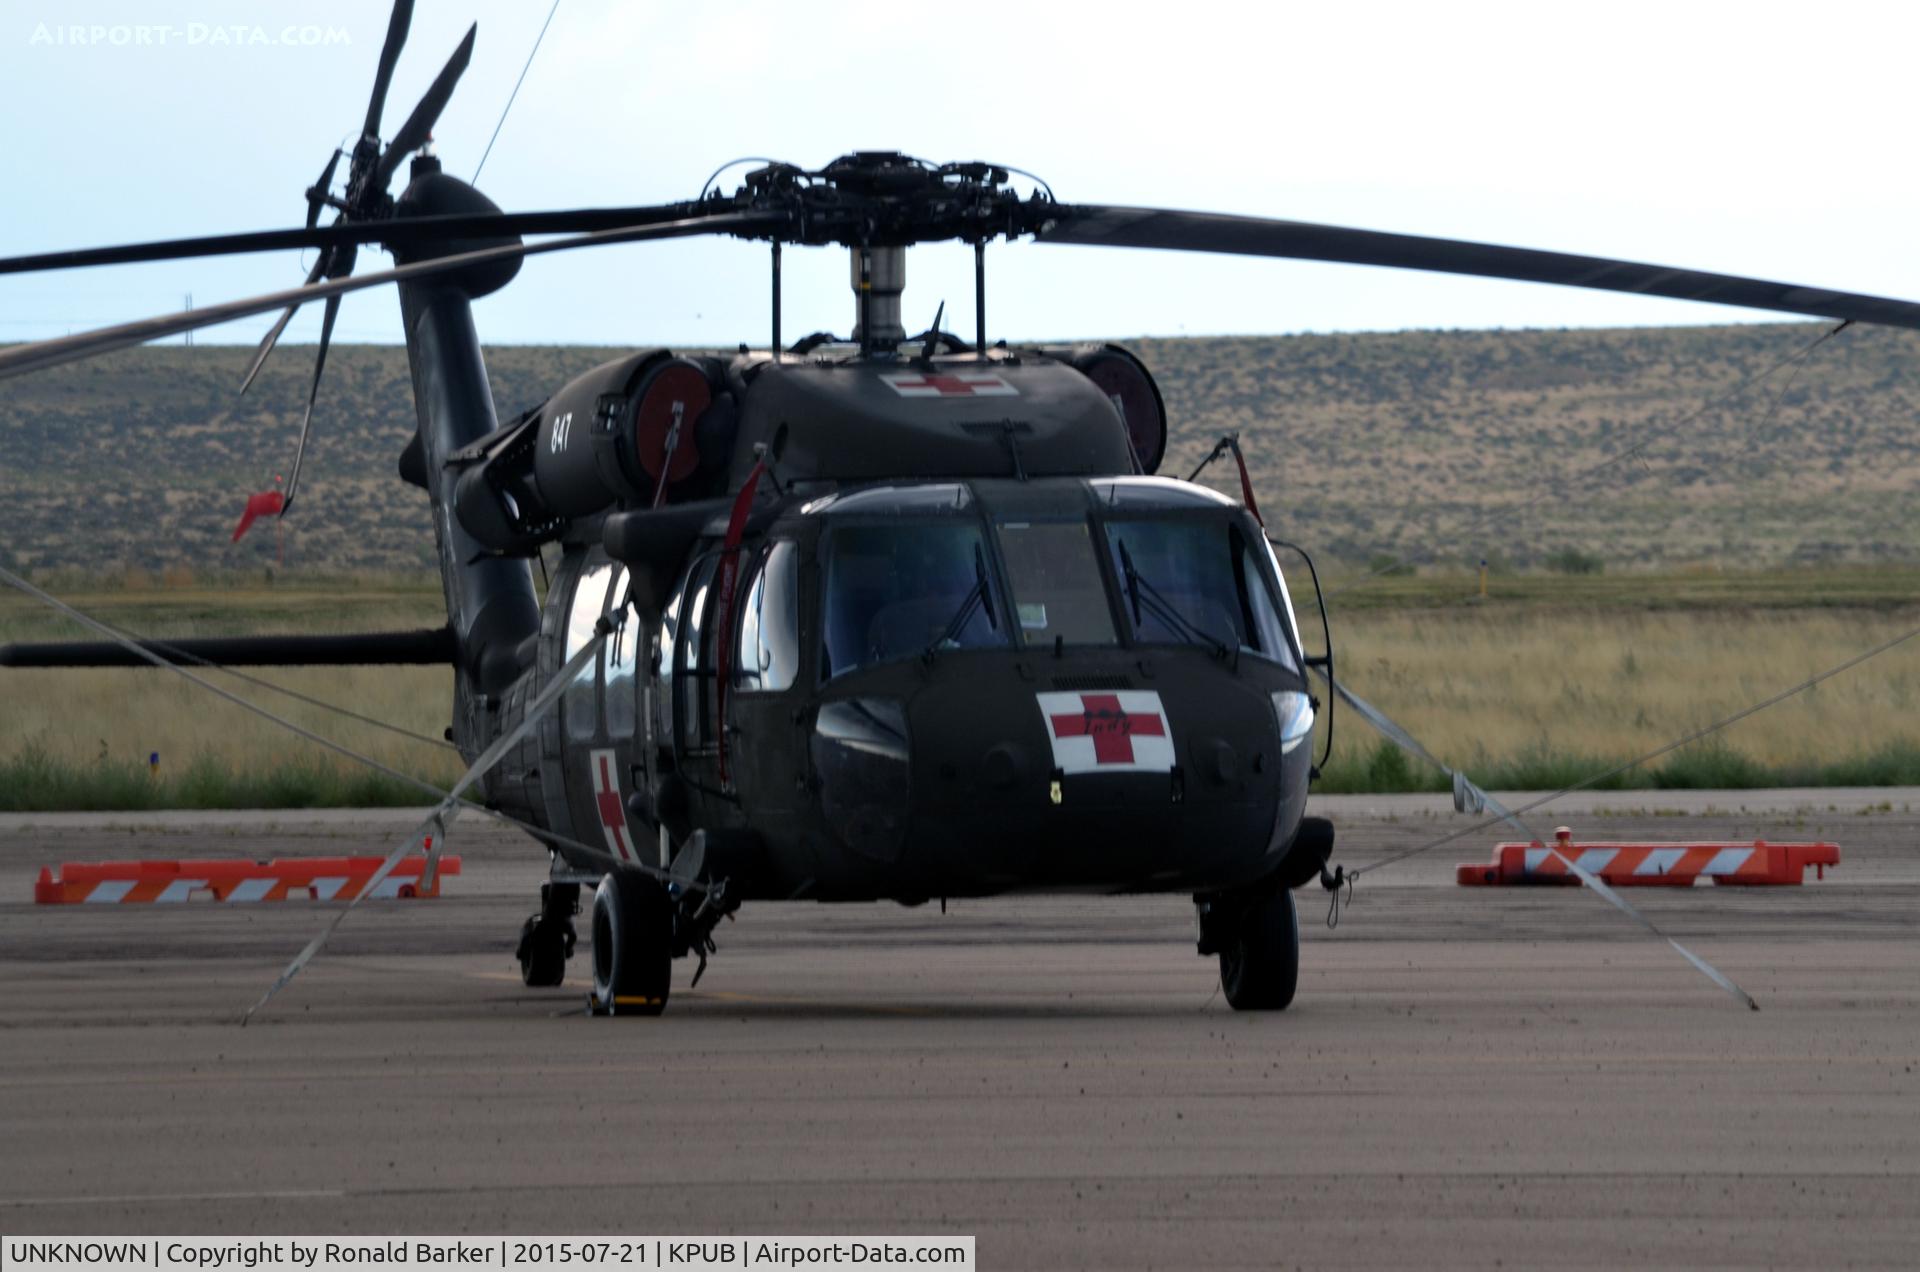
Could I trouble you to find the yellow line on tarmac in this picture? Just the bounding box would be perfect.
[465,970,932,1015]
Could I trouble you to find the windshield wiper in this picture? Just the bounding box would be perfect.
[1116,537,1232,659]
[923,542,997,661]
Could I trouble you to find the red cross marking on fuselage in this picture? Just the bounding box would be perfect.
[895,373,992,396]
[595,753,630,859]
[1048,693,1167,765]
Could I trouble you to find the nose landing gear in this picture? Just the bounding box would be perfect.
[515,881,580,988]
[1196,885,1300,1011]
[1194,817,1328,1012]
[1215,888,1300,1010]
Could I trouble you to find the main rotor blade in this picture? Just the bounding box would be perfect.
[281,292,340,516]
[1038,206,1920,332]
[237,257,326,396]
[363,0,415,140]
[0,204,701,276]
[0,210,782,381]
[374,23,476,194]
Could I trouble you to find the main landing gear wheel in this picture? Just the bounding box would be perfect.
[1219,887,1299,1012]
[589,871,673,1017]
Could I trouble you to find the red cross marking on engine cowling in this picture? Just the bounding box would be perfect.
[895,374,994,395]
[595,753,630,859]
[1048,693,1167,765]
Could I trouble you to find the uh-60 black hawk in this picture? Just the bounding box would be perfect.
[10,3,1920,1017]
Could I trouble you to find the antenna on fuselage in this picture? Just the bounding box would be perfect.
[918,300,946,364]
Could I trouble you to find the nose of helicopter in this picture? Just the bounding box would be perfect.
[889,650,1310,893]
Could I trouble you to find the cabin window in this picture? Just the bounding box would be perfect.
[565,561,616,741]
[604,566,637,739]
[736,541,801,693]
[682,560,720,746]
[656,553,721,750]
[1103,519,1298,670]
[821,522,1008,679]
[993,519,1118,646]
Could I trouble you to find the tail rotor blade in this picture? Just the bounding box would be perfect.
[305,151,342,230]
[375,23,476,193]
[281,293,339,516]
[362,0,416,140]
[237,257,327,396]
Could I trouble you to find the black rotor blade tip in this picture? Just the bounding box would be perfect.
[363,0,416,138]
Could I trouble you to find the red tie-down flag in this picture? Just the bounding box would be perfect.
[231,476,285,543]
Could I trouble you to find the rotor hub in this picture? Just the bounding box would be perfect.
[718,152,1055,250]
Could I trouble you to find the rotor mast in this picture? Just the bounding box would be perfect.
[851,245,907,352]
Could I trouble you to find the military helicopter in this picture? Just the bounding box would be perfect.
[9,2,1920,1017]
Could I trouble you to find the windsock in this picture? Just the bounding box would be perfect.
[231,484,285,542]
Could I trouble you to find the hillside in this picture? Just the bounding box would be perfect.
[4,323,1918,575]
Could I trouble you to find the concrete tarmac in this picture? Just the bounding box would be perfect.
[2,791,1917,1268]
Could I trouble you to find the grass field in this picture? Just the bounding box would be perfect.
[1303,565,1920,790]
[0,581,461,809]
[4,568,1920,809]
[1310,604,1920,792]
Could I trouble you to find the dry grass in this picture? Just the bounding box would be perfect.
[0,581,465,799]
[3,663,464,784]
[1315,605,1920,776]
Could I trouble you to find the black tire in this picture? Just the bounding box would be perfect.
[1219,887,1299,1011]
[517,915,568,988]
[590,872,672,1016]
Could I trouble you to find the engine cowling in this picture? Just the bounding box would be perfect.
[451,351,735,553]
[1037,343,1168,474]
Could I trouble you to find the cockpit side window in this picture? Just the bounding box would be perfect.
[736,540,801,693]
[1235,534,1298,670]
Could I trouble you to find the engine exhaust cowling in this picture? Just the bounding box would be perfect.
[451,351,733,553]
[1037,343,1168,475]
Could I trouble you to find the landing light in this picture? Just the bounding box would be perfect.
[1272,691,1315,754]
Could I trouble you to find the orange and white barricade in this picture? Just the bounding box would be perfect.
[1457,827,1837,887]
[33,854,460,904]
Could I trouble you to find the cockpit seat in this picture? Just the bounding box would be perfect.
[866,597,963,660]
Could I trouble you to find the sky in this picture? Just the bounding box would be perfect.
[6,0,1920,349]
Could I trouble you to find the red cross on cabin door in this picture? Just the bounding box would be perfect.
[880,371,1020,398]
[1036,691,1175,774]
[590,747,635,863]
